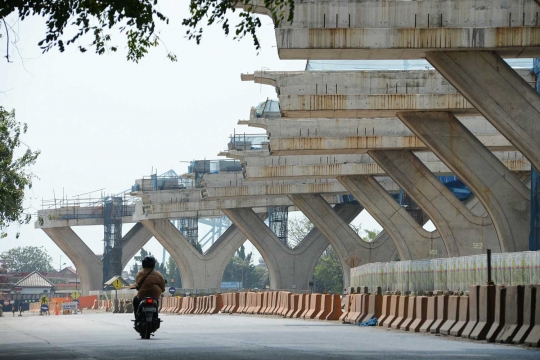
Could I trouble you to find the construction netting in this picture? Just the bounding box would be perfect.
[351,250,540,293]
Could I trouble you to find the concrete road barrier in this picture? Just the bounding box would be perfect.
[378,295,392,326]
[496,285,524,343]
[356,294,370,324]
[286,294,299,318]
[382,295,400,328]
[450,295,469,336]
[304,294,322,319]
[470,285,495,340]
[513,285,538,344]
[440,295,460,335]
[316,294,332,320]
[339,295,351,322]
[293,294,308,318]
[399,296,416,331]
[391,295,408,330]
[430,295,449,334]
[299,294,311,318]
[409,296,428,333]
[326,294,344,321]
[524,284,540,347]
[486,285,506,342]
[364,294,383,322]
[344,294,359,323]
[462,286,480,338]
[419,296,437,333]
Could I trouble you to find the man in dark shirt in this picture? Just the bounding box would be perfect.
[132,256,165,319]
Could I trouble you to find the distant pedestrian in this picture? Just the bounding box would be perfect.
[11,304,15,317]
[19,304,23,316]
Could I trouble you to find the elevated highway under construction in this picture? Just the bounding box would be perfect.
[33,2,540,335]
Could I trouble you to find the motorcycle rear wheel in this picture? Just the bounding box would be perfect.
[143,323,151,339]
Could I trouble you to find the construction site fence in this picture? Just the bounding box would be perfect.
[351,250,540,293]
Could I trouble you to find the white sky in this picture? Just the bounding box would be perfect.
[0,2,384,272]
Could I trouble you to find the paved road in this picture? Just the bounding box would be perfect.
[0,312,538,359]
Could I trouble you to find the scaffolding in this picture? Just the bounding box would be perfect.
[269,206,289,247]
[102,196,123,285]
[187,159,242,188]
[176,218,200,253]
[398,190,424,226]
[228,133,269,151]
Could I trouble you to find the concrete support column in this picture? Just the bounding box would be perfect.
[398,111,530,252]
[223,208,303,290]
[121,222,153,269]
[141,219,206,289]
[336,176,446,260]
[42,227,102,295]
[426,51,540,171]
[369,150,499,256]
[289,194,401,288]
[297,204,361,285]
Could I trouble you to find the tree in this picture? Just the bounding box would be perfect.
[1,0,292,62]
[288,216,314,247]
[183,0,294,51]
[313,246,343,294]
[0,108,40,238]
[1,246,53,273]
[166,255,182,288]
[130,247,166,277]
[222,245,268,289]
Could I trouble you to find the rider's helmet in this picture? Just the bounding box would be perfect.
[142,256,156,269]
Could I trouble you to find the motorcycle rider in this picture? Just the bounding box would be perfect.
[132,256,166,319]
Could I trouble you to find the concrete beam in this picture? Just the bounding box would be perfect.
[398,111,530,252]
[278,94,475,118]
[42,228,102,295]
[234,117,515,154]
[267,135,513,155]
[202,181,349,199]
[236,152,529,181]
[369,150,499,255]
[239,0,540,59]
[243,69,533,97]
[336,176,447,260]
[426,51,540,172]
[131,194,342,221]
[239,116,502,138]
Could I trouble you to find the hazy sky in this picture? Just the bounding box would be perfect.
[0,2,383,272]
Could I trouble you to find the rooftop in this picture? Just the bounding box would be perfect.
[14,271,55,288]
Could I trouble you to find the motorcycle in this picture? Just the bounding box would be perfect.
[133,296,162,339]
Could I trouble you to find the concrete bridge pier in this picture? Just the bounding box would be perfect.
[335,176,447,260]
[289,194,401,287]
[42,223,156,295]
[223,208,322,290]
[42,227,103,296]
[368,150,499,256]
[426,51,540,172]
[140,219,240,289]
[398,111,530,252]
[121,222,153,269]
